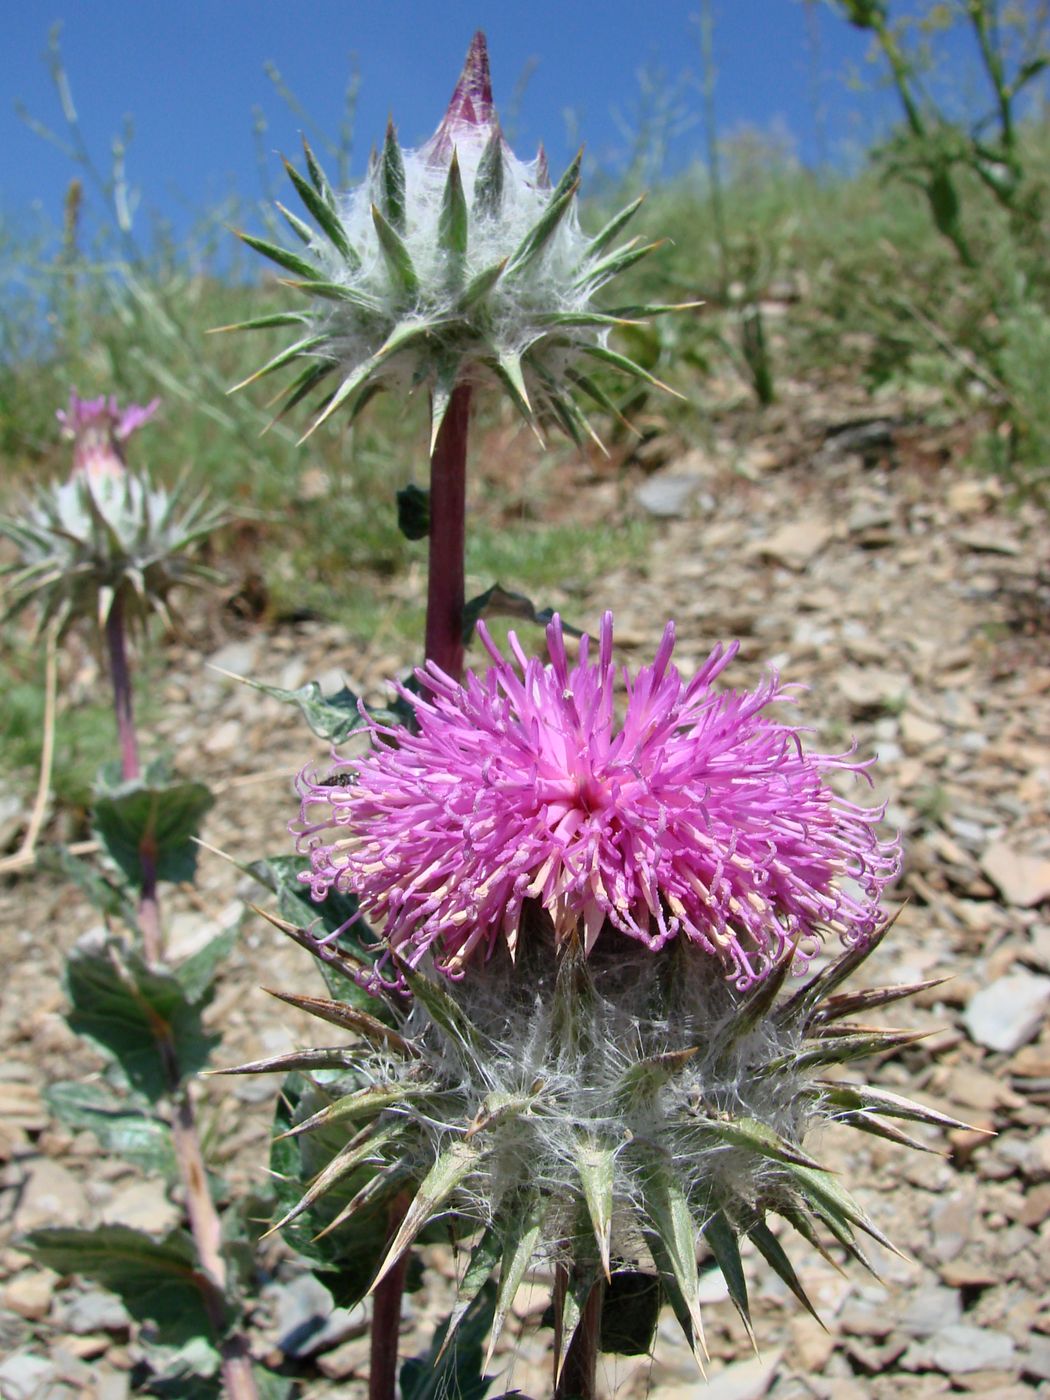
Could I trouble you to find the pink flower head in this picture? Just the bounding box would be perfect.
[57,391,159,485]
[423,31,497,166]
[295,616,900,990]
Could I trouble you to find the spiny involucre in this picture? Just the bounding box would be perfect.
[295,614,901,990]
[0,392,227,637]
[225,621,957,1373]
[225,31,687,450]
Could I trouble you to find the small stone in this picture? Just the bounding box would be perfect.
[0,1352,57,1399]
[751,518,834,572]
[681,1352,782,1400]
[100,1179,180,1235]
[927,1322,1016,1373]
[206,639,259,679]
[901,711,945,749]
[635,472,706,518]
[315,1333,371,1380]
[963,973,1050,1053]
[837,666,910,716]
[0,1082,47,1132]
[204,717,242,756]
[981,842,1050,908]
[2,1270,55,1321]
[95,1372,131,1400]
[53,1288,130,1335]
[12,1160,88,1232]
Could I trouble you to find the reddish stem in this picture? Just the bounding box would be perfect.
[103,592,162,963]
[104,591,141,782]
[424,383,471,681]
[555,1276,605,1400]
[369,1196,411,1400]
[103,592,258,1400]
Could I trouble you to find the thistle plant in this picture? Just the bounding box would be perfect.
[1,393,225,647]
[233,617,959,1398]
[4,395,261,1398]
[229,31,688,678]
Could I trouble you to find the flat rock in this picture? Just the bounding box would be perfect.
[963,972,1050,1053]
[838,666,910,715]
[0,1352,56,1399]
[53,1288,130,1335]
[12,1159,89,1232]
[2,1269,56,1321]
[750,518,833,571]
[100,1178,180,1234]
[926,1322,1016,1373]
[635,472,707,518]
[980,841,1050,907]
[689,1352,782,1400]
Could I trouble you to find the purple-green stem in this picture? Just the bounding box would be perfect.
[424,383,472,683]
[369,1195,412,1400]
[365,386,472,1400]
[555,1276,605,1400]
[103,592,258,1400]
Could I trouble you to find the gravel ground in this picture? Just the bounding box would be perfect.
[1,387,1048,1398]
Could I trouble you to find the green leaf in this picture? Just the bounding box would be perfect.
[438,151,468,279]
[401,1280,497,1400]
[301,136,337,206]
[265,988,414,1059]
[24,1226,223,1345]
[690,1114,825,1171]
[399,960,488,1055]
[817,1080,971,1131]
[574,1136,615,1279]
[747,1217,823,1325]
[599,1271,662,1356]
[397,484,430,540]
[244,854,381,1005]
[226,673,366,742]
[506,179,579,277]
[372,202,419,302]
[456,256,507,311]
[35,846,139,930]
[435,1228,502,1362]
[783,1162,901,1257]
[210,310,310,334]
[636,1150,706,1366]
[229,331,331,392]
[486,1192,544,1366]
[613,1047,697,1109]
[494,349,532,419]
[66,941,219,1100]
[92,776,214,889]
[234,229,321,282]
[461,583,582,645]
[371,1140,480,1291]
[172,927,238,1005]
[472,126,505,221]
[579,341,679,396]
[583,194,645,262]
[379,120,407,233]
[283,157,358,266]
[703,1209,753,1342]
[268,1079,401,1306]
[45,1081,178,1178]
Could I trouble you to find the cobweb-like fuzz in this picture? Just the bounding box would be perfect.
[295,614,900,988]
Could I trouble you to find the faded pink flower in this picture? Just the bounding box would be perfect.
[295,615,900,989]
[57,391,159,486]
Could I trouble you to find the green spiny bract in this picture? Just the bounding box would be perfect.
[0,473,228,641]
[224,32,687,451]
[0,470,227,639]
[226,910,965,1373]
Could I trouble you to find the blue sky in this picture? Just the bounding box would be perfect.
[2,2,962,254]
